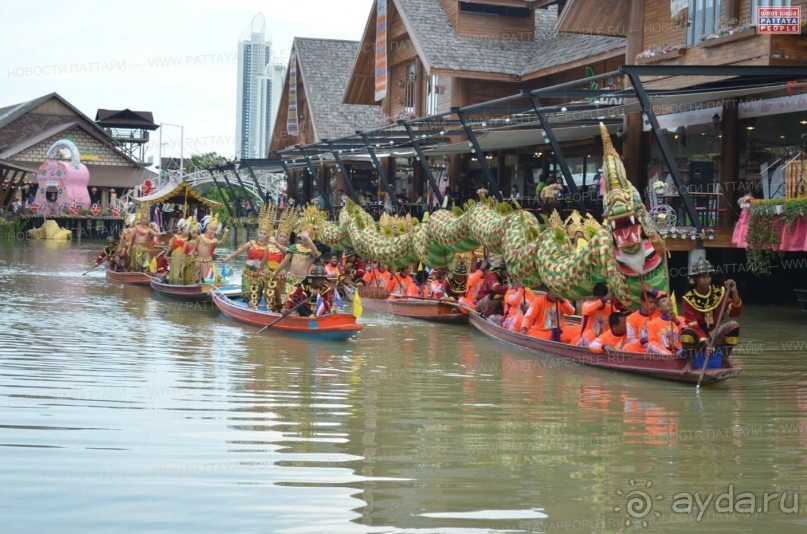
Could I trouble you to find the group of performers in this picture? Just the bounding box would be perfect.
[98,204,229,285]
[95,204,744,368]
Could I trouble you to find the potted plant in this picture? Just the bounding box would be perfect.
[782,198,807,231]
[746,201,784,275]
[738,194,754,210]
[652,180,668,196]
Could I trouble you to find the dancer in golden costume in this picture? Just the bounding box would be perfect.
[128,205,163,272]
[163,217,193,284]
[187,213,229,284]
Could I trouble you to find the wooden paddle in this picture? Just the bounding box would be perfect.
[256,295,316,334]
[81,262,103,276]
[696,285,732,389]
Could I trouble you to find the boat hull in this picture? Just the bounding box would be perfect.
[211,289,363,340]
[360,295,469,324]
[469,312,741,385]
[105,267,152,285]
[150,278,240,302]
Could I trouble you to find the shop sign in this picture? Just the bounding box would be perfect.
[757,7,800,34]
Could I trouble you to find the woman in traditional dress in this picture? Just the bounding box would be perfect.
[163,218,192,285]
[182,221,201,285]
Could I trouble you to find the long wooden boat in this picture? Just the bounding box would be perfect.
[105,266,152,285]
[468,311,741,385]
[210,288,363,340]
[357,287,468,324]
[150,278,240,302]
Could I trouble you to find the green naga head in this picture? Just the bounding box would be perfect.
[600,123,663,278]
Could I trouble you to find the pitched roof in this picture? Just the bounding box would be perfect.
[392,0,624,78]
[95,109,158,130]
[0,93,144,167]
[293,38,381,141]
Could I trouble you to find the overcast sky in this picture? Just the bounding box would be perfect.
[0,0,374,163]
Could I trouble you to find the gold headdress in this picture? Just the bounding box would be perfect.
[258,204,277,233]
[205,212,220,233]
[296,205,325,237]
[583,213,602,237]
[564,210,585,238]
[136,204,151,224]
[277,207,298,237]
[186,216,200,234]
[547,209,564,232]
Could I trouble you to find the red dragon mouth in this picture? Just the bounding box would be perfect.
[608,215,642,251]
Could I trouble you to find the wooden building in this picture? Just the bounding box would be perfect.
[268,38,382,206]
[0,93,156,210]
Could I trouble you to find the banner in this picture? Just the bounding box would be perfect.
[375,0,388,101]
[287,49,299,137]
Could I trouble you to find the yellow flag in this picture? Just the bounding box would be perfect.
[148,257,157,273]
[671,292,679,317]
[352,290,363,319]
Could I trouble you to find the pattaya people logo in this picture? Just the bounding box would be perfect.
[614,480,801,527]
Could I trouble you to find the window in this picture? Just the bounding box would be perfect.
[426,75,439,116]
[752,0,792,23]
[687,0,722,45]
[459,2,531,17]
[404,63,416,114]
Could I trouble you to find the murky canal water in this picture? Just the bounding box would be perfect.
[1,240,807,533]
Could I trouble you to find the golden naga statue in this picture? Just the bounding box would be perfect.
[27,219,72,240]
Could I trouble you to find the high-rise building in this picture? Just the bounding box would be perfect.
[236,13,274,160]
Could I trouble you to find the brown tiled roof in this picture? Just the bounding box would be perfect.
[393,0,624,78]
[294,38,381,141]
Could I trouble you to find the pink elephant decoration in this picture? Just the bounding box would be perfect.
[34,139,91,209]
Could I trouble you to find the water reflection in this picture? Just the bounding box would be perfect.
[2,241,807,532]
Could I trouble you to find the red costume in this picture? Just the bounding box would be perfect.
[681,285,742,346]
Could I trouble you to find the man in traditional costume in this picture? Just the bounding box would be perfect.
[285,264,333,317]
[447,258,469,300]
[188,213,229,284]
[94,236,118,269]
[128,205,163,272]
[681,258,742,371]
[475,259,508,317]
[182,221,201,284]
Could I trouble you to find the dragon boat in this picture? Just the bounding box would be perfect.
[467,311,740,385]
[149,278,241,303]
[210,288,363,340]
[105,266,152,285]
[357,287,468,324]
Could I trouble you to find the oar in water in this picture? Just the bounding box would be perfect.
[81,262,103,276]
[256,295,316,335]
[696,287,732,389]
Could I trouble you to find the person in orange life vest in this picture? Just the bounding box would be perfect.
[362,262,393,289]
[458,259,488,310]
[621,283,663,353]
[571,283,616,347]
[387,266,415,297]
[475,259,508,317]
[681,257,742,371]
[324,254,343,280]
[501,282,533,332]
[589,312,628,354]
[424,269,451,299]
[285,264,333,317]
[521,288,576,342]
[647,295,684,356]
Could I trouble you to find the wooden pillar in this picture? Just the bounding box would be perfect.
[720,100,739,226]
[624,0,646,191]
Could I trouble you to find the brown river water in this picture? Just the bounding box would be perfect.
[1,240,807,533]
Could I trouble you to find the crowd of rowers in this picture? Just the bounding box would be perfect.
[349,255,741,369]
[94,207,742,370]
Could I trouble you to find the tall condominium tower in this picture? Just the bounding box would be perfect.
[236,13,273,159]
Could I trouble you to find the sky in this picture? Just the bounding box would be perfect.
[0,0,374,164]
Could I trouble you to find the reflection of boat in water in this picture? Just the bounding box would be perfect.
[211,288,363,340]
[105,266,151,285]
[468,311,741,386]
[358,288,468,325]
[149,278,240,303]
